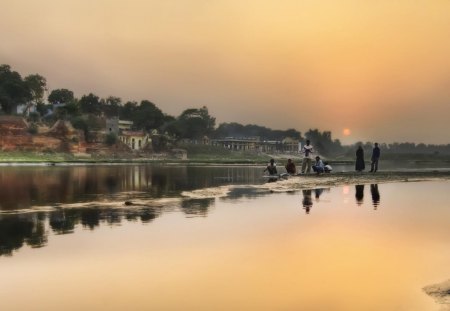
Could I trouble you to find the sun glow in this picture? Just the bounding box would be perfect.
[343,128,351,136]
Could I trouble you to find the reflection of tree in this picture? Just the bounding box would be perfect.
[140,208,158,223]
[0,205,168,257]
[181,199,214,217]
[302,190,313,214]
[50,210,79,234]
[370,184,381,209]
[0,166,267,211]
[81,208,101,229]
[0,214,47,256]
[355,185,365,206]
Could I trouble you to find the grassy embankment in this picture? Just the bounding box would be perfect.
[1,145,449,165]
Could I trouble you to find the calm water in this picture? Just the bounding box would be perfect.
[0,165,449,311]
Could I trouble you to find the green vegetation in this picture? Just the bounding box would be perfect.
[178,144,269,163]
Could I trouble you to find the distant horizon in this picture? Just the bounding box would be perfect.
[1,0,449,144]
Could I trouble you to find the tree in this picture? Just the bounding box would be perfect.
[48,89,74,105]
[24,74,47,104]
[0,64,31,114]
[103,96,121,117]
[119,101,138,120]
[177,106,216,139]
[132,100,165,131]
[79,93,101,116]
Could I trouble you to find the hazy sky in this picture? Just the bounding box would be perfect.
[1,0,449,144]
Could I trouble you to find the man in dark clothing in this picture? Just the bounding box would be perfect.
[370,143,381,172]
[264,159,278,175]
[285,159,296,174]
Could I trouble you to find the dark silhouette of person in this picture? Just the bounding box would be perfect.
[264,159,278,175]
[355,184,365,205]
[370,143,381,173]
[302,189,313,214]
[314,188,324,200]
[370,184,380,209]
[355,145,365,172]
[285,158,296,174]
[264,158,278,182]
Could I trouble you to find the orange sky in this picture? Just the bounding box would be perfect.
[1,0,449,143]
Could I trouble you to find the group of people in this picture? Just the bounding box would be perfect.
[264,139,332,176]
[264,140,381,177]
[356,143,381,173]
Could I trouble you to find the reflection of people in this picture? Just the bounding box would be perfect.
[370,184,380,209]
[285,158,296,174]
[301,140,314,174]
[370,143,381,173]
[355,184,364,205]
[314,188,324,201]
[264,159,278,175]
[302,189,313,214]
[312,156,324,174]
[355,145,365,172]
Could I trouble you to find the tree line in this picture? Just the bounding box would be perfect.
[1,64,449,156]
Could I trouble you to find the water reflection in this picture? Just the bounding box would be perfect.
[0,197,219,256]
[0,214,48,256]
[0,182,384,256]
[302,190,313,214]
[354,184,382,208]
[355,184,365,205]
[181,199,214,217]
[0,165,263,211]
[301,188,328,214]
[371,184,381,209]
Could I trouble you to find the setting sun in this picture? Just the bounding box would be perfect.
[343,128,351,136]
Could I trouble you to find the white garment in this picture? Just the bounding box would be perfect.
[302,145,314,159]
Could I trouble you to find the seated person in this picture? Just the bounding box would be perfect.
[323,161,333,173]
[264,159,278,175]
[312,156,324,174]
[285,158,296,174]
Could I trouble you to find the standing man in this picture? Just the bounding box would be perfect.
[370,143,381,173]
[301,139,314,174]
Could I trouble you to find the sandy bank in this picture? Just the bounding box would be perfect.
[182,170,450,199]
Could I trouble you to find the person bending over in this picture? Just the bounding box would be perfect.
[285,158,296,174]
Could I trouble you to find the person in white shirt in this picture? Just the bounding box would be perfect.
[301,140,314,173]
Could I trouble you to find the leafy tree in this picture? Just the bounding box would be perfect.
[132,100,165,131]
[214,122,301,141]
[48,88,74,105]
[119,101,138,120]
[0,64,31,114]
[305,129,343,156]
[79,93,101,116]
[24,74,47,104]
[103,96,121,117]
[177,106,216,139]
